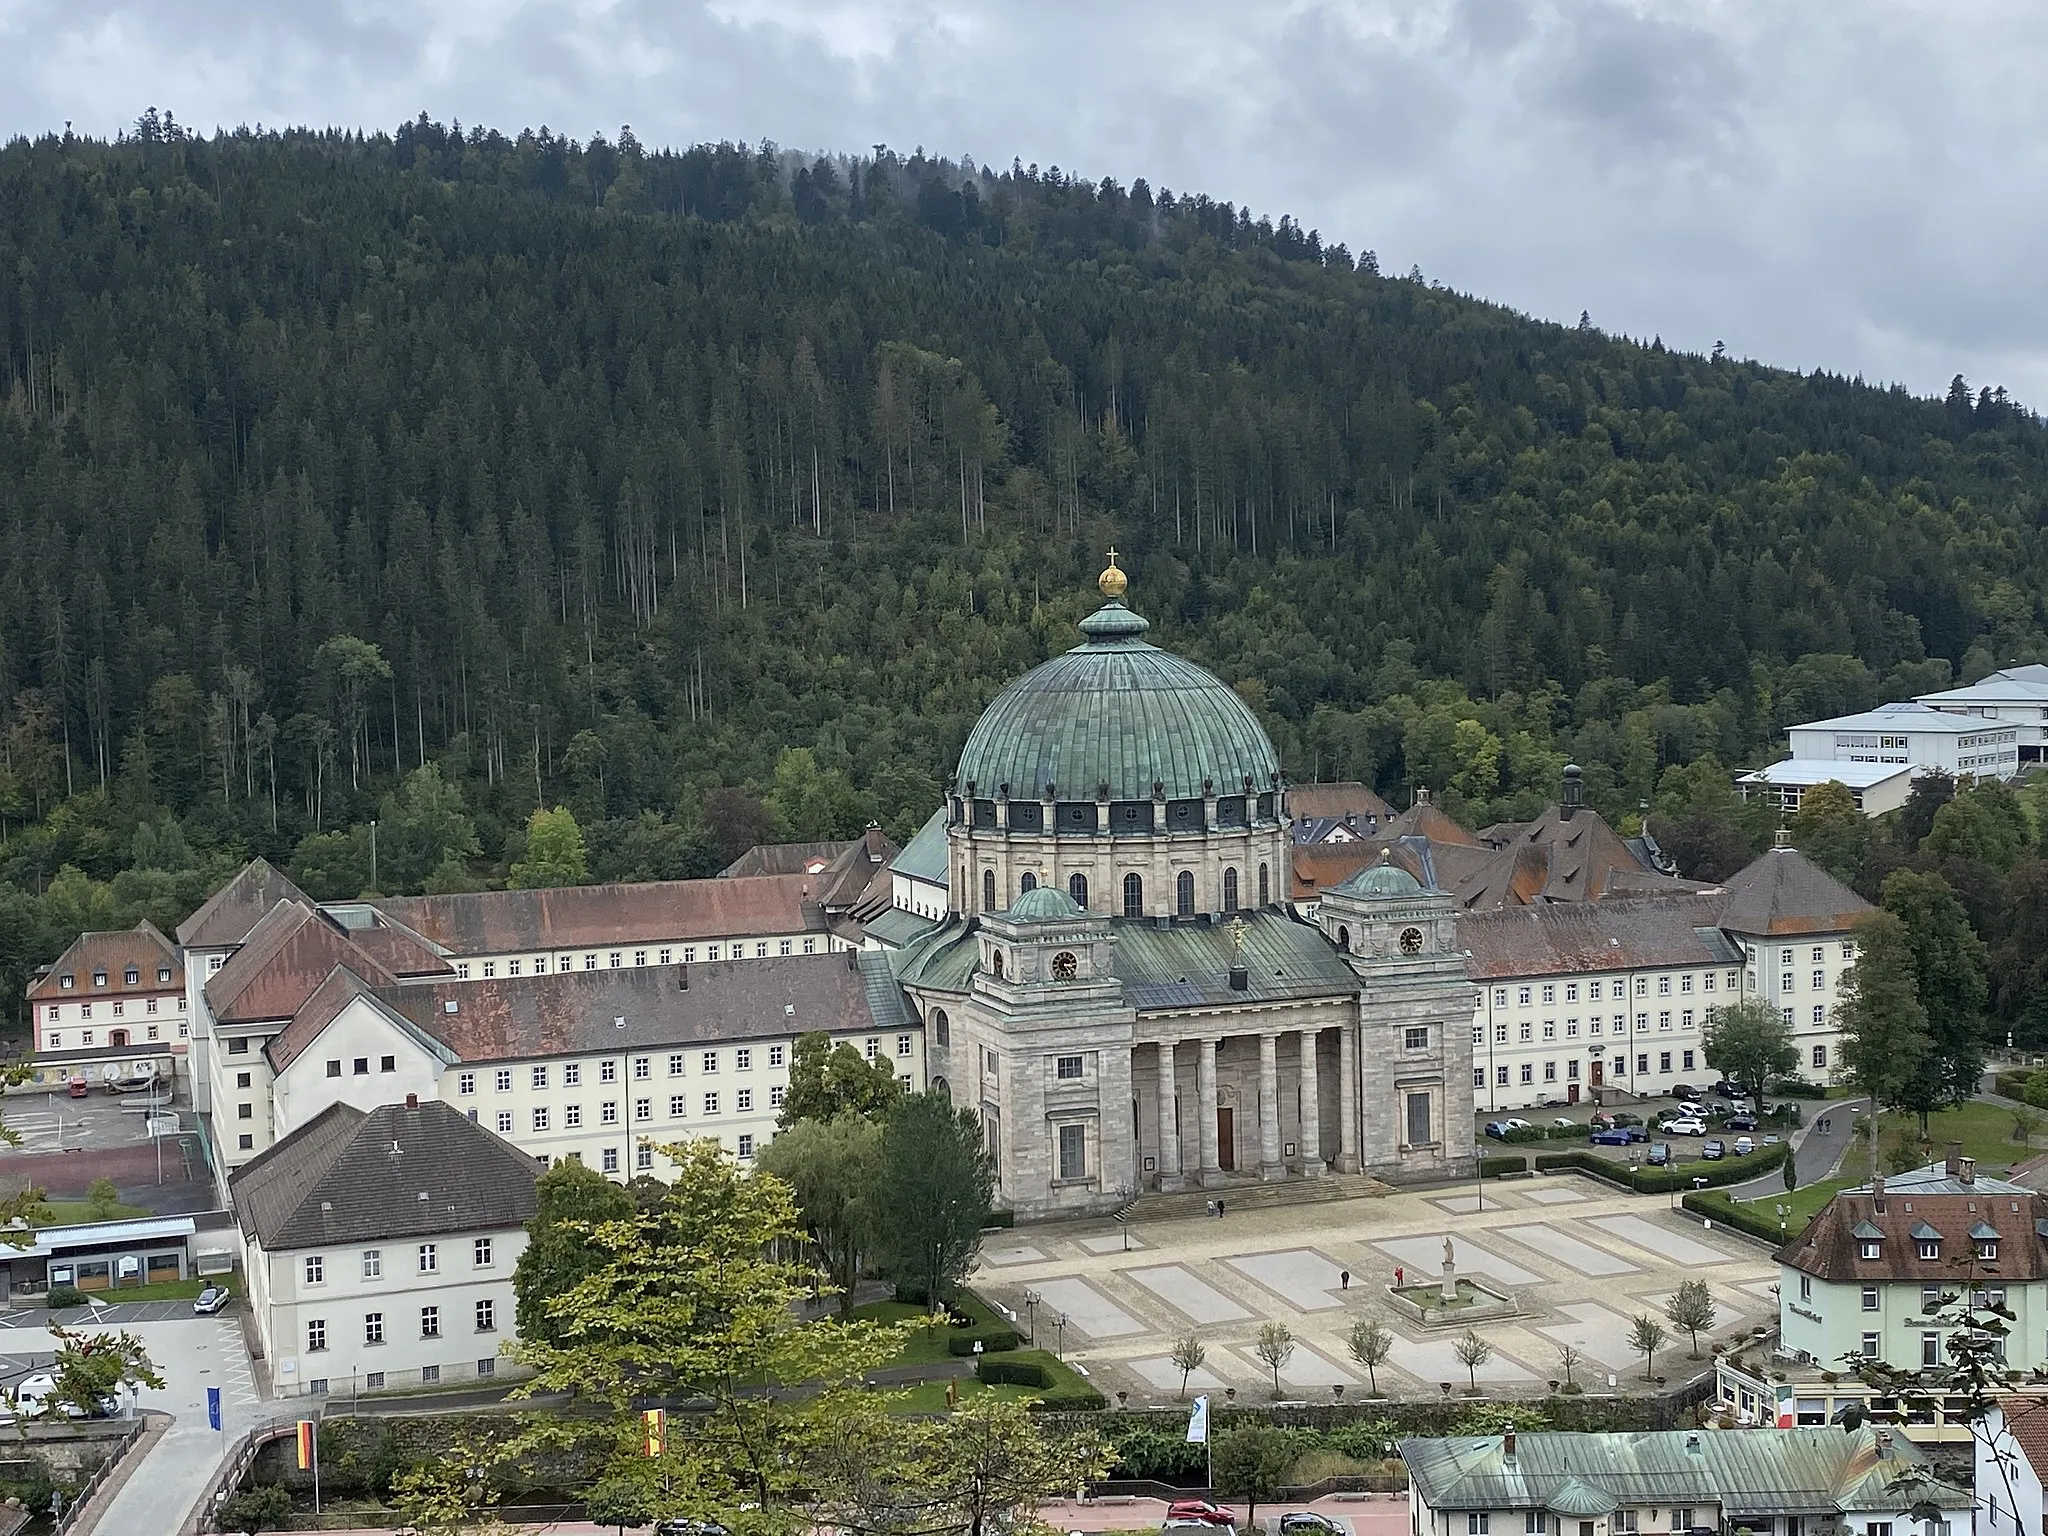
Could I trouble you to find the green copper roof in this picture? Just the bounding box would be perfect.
[953,600,1280,802]
[1006,885,1086,922]
[1334,862,1425,898]
[891,807,949,883]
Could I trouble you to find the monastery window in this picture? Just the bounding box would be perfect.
[1635,977,1648,996]
[1703,972,1716,992]
[1813,1045,1828,1068]
[584,954,597,970]
[1541,985,1555,1004]
[1176,870,1195,917]
[124,968,139,985]
[983,870,997,912]
[1813,969,1826,990]
[1565,1020,1579,1038]
[1680,974,1693,993]
[532,1108,550,1132]
[352,1057,369,1075]
[865,1037,880,1060]
[637,1144,654,1171]
[634,1099,652,1121]
[803,938,816,954]
[565,1105,582,1128]
[1636,1053,1649,1074]
[704,1092,720,1115]
[495,1069,513,1092]
[1019,872,1037,896]
[481,962,495,979]
[1404,1027,1429,1051]
[703,1050,720,1073]
[326,1060,343,1079]
[1494,1024,1508,1044]
[601,1060,617,1082]
[1493,988,1508,1007]
[380,1055,395,1073]
[80,1004,90,1019]
[1223,867,1239,913]
[736,1049,752,1070]
[1544,1062,1557,1081]
[1058,1123,1088,1181]
[1473,1025,1484,1046]
[1542,1023,1556,1040]
[496,1112,513,1133]
[45,1032,58,1048]
[779,940,792,956]
[1122,874,1144,919]
[1587,1018,1602,1036]
[564,1064,580,1087]
[770,1084,786,1109]
[609,952,621,968]
[1518,1023,1532,1042]
[1659,1051,1671,1072]
[633,951,646,966]
[707,945,720,961]
[1658,1012,1671,1030]
[1518,987,1531,1005]
[1258,864,1268,907]
[1681,1010,1693,1029]
[670,1095,687,1117]
[669,1054,686,1076]
[601,1148,619,1173]
[363,1250,382,1279]
[92,971,106,987]
[896,1035,912,1057]
[1495,1065,1509,1086]
[306,1320,327,1353]
[1475,1068,1485,1089]
[738,1134,756,1159]
[1057,1055,1085,1080]
[1069,873,1088,908]
[1683,1050,1695,1071]
[991,949,1006,979]
[683,948,696,963]
[59,973,73,989]
[1635,1012,1648,1031]
[1520,1064,1533,1084]
[738,1089,753,1112]
[602,1102,618,1124]
[1727,968,1741,988]
[455,964,470,980]
[507,960,521,976]
[1657,976,1671,995]
[1337,927,1350,952]
[633,1057,650,1079]
[531,1066,548,1090]
[1564,983,1578,1003]
[147,1025,159,1040]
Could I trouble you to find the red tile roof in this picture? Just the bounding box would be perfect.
[175,859,313,950]
[1777,1178,2048,1282]
[205,902,397,1025]
[27,923,180,1001]
[370,874,829,954]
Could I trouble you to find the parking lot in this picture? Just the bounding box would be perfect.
[1476,1084,1801,1176]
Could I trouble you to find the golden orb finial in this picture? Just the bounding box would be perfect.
[1098,547,1128,599]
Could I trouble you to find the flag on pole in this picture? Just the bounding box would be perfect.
[1186,1394,1210,1444]
[206,1386,221,1432]
[643,1407,666,1458]
[1774,1386,1796,1429]
[295,1420,316,1470]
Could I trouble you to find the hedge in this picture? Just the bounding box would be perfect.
[1479,1155,1526,1177]
[1682,1192,1792,1244]
[975,1348,1107,1410]
[1533,1140,1787,1194]
[976,1354,1052,1388]
[947,1326,1021,1356]
[1998,1070,2036,1100]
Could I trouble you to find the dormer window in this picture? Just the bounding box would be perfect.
[92,971,106,987]
[1980,1241,2000,1261]
[157,966,171,983]
[124,967,139,985]
[59,973,73,989]
[1861,1240,1882,1260]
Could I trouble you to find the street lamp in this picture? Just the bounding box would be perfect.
[1021,1289,1040,1344]
[1054,1312,1069,1360]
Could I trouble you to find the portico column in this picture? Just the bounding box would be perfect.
[1297,1029,1325,1177]
[1337,1024,1361,1173]
[1258,1032,1285,1181]
[1155,1041,1181,1188]
[1197,1039,1224,1188]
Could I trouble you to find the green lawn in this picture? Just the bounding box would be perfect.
[1888,1100,2044,1172]
[31,1200,149,1225]
[852,1290,1014,1370]
[1694,1174,1853,1237]
[888,1378,1041,1412]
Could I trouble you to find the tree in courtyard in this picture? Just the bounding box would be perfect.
[584,1475,654,1536]
[1253,1321,1296,1398]
[214,1483,294,1535]
[42,1324,163,1417]
[1170,1329,1207,1400]
[868,1090,995,1309]
[512,1157,637,1345]
[1629,1314,1667,1380]
[1836,910,1932,1167]
[755,1113,883,1318]
[778,1030,905,1128]
[86,1177,120,1220]
[1453,1329,1492,1393]
[1554,1341,1585,1392]
[1348,1316,1393,1397]
[506,1140,909,1522]
[1666,1279,1717,1358]
[1883,869,1990,1127]
[508,806,588,889]
[1701,998,1797,1111]
[1211,1423,1296,1529]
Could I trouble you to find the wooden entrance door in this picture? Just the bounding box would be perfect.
[1590,1058,1604,1088]
[1567,1083,1580,1105]
[1217,1108,1236,1171]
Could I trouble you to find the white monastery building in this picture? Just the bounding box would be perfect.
[1739,699,2019,814]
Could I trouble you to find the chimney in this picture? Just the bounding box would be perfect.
[1503,1425,1516,1461]
[1685,1430,1702,1456]
[1874,1428,1893,1460]
[1561,763,1583,819]
[405,1093,418,1108]
[1872,1172,1886,1213]
[1960,1157,1976,1186]
[1774,827,1793,849]
[1946,1141,1964,1178]
[1228,963,1249,992]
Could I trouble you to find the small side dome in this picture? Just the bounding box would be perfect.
[1334,862,1424,898]
[1545,1478,1618,1519]
[1007,884,1086,922]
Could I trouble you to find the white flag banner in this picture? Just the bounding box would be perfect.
[1185,1394,1209,1444]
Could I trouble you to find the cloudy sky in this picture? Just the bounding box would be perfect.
[3,0,2043,405]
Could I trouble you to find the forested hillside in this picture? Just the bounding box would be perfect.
[4,114,2048,1029]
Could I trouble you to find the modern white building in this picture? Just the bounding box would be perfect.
[1740,700,2020,814]
[1982,1398,2048,1536]
[229,1096,539,1398]
[1919,662,2048,764]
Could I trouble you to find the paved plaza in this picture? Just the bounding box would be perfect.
[970,1172,1775,1404]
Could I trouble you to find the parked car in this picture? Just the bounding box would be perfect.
[1279,1517,1348,1536]
[1734,1136,1756,1156]
[14,1374,115,1420]
[1551,1117,1577,1129]
[1660,1116,1707,1136]
[655,1523,730,1536]
[1702,1139,1726,1160]
[193,1285,230,1316]
[1713,1080,1748,1099]
[1720,1100,1751,1116]
[1647,1142,1672,1166]
[1670,1083,1702,1101]
[1165,1502,1236,1529]
[1724,1114,1758,1131]
[1763,1133,1783,1146]
[1592,1126,1647,1146]
[1483,1121,1513,1140]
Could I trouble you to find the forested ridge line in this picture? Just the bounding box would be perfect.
[1,112,2046,1028]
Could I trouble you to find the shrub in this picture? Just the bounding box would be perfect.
[1531,1144,1786,1194]
[1997,1070,2036,1100]
[1027,1382,1108,1411]
[976,1353,1053,1388]
[1479,1155,1526,1177]
[1108,1420,1207,1478]
[44,1285,83,1310]
[947,1327,1021,1356]
[1682,1192,1796,1243]
[1546,1122,1591,1140]
[984,1209,1016,1229]
[1503,1125,1548,1144]
[1772,1076,1831,1099]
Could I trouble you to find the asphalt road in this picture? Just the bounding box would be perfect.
[1723,1097,1866,1199]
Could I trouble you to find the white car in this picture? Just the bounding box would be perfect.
[1502,1117,1532,1131]
[13,1373,114,1420]
[1660,1117,1707,1136]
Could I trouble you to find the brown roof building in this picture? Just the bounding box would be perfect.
[369,874,834,957]
[27,920,186,1060]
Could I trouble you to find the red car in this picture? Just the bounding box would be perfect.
[1166,1502,1236,1528]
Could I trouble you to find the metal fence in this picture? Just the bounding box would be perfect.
[51,1417,146,1535]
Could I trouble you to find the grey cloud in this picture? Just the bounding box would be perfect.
[2,0,2046,403]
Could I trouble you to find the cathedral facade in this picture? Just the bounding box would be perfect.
[892,561,1476,1220]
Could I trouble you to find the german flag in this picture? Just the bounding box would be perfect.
[295,1420,316,1471]
[642,1408,665,1458]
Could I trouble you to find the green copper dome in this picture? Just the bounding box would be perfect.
[954,600,1281,804]
[1006,885,1086,922]
[1334,862,1424,898]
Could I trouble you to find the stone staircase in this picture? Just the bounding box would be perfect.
[1125,1172,1392,1223]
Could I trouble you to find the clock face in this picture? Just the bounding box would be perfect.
[1399,926,1424,955]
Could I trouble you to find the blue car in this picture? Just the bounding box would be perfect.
[1591,1126,1647,1146]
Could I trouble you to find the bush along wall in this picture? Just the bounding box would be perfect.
[1532,1141,1785,1195]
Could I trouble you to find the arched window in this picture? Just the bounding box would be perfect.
[1176,870,1195,917]
[991,948,1006,979]
[1052,951,1078,980]
[1069,872,1088,908]
[1258,863,1269,908]
[982,869,996,912]
[931,1075,950,1101]
[1020,871,1037,894]
[1122,873,1144,918]
[1223,867,1240,914]
[932,1008,950,1046]
[1337,925,1350,953]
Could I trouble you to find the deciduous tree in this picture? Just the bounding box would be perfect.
[1666,1278,1717,1358]
[755,1113,883,1318]
[1701,998,1797,1110]
[868,1091,995,1309]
